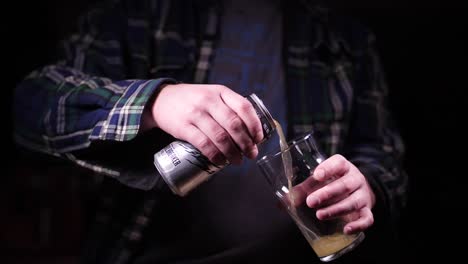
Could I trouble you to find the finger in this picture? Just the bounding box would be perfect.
[306,173,361,208]
[220,89,264,144]
[190,111,243,165]
[315,191,366,220]
[312,154,350,182]
[288,187,307,208]
[179,124,227,166]
[314,191,348,209]
[343,207,374,234]
[208,99,258,160]
[289,175,323,207]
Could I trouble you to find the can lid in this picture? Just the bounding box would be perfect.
[247,93,275,140]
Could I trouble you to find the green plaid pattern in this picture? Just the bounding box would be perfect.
[13,1,408,263]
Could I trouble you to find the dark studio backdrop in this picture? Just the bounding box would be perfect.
[2,0,467,263]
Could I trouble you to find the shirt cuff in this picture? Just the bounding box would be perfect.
[90,78,176,142]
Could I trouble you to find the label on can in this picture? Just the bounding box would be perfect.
[154,141,223,196]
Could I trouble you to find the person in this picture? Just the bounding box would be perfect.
[13,0,408,263]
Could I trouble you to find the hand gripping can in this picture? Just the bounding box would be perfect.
[153,93,275,196]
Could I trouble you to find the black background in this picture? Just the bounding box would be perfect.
[3,0,468,263]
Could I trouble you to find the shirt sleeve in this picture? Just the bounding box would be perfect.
[13,1,175,190]
[343,32,408,224]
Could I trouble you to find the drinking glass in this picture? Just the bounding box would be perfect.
[257,132,365,262]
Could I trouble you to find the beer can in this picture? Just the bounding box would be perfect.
[153,93,275,196]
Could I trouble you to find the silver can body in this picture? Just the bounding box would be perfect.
[154,93,275,196]
[154,140,223,196]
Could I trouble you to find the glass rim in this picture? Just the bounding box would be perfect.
[257,132,314,166]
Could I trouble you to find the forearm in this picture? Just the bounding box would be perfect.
[14,65,173,148]
[344,29,408,221]
[14,64,176,188]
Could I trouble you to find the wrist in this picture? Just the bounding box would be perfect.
[139,83,171,133]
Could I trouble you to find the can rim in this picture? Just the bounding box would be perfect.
[249,93,275,136]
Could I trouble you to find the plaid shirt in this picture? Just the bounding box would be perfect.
[13,0,408,263]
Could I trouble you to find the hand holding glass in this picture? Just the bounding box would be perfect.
[257,132,365,262]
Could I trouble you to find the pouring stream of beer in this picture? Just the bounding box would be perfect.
[273,120,296,213]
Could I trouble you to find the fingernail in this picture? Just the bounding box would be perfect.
[255,131,264,143]
[247,146,258,159]
[307,196,319,208]
[316,210,326,220]
[314,169,325,181]
[345,226,353,234]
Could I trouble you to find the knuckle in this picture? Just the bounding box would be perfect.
[335,154,348,168]
[353,197,362,210]
[201,94,215,105]
[334,154,346,161]
[253,126,263,138]
[214,130,230,144]
[238,99,253,113]
[339,179,353,193]
[202,146,221,162]
[343,177,358,192]
[228,115,243,132]
[206,151,221,162]
[195,137,212,153]
[320,187,331,201]
[215,84,229,92]
[187,105,204,118]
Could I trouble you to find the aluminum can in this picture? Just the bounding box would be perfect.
[154,93,275,196]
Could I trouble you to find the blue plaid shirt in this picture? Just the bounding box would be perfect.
[13,1,408,263]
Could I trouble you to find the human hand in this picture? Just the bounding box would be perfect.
[293,154,376,235]
[147,83,263,165]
